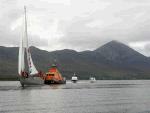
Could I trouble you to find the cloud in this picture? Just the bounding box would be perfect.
[1,0,150,56]
[129,41,150,56]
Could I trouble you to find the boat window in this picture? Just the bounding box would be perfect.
[49,74,54,76]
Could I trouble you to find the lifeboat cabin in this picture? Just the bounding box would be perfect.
[44,64,66,84]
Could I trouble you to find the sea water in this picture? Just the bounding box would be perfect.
[0,80,150,113]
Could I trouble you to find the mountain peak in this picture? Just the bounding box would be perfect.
[107,40,120,44]
[95,40,126,52]
[94,40,145,61]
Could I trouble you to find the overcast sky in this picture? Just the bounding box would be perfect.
[1,0,150,56]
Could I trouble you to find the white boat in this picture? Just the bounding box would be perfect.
[18,6,45,87]
[71,73,78,83]
[90,77,96,83]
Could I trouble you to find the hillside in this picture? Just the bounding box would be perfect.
[1,41,150,80]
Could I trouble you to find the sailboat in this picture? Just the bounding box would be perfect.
[18,6,45,87]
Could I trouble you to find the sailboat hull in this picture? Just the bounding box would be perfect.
[19,76,44,86]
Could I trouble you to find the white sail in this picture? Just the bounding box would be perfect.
[27,49,38,75]
[18,35,25,75]
[24,6,38,75]
[18,6,38,76]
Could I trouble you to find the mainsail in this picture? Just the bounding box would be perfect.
[18,6,38,76]
[18,33,25,75]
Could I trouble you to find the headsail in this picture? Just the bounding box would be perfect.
[27,49,38,75]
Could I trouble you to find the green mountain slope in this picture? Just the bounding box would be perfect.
[1,41,150,80]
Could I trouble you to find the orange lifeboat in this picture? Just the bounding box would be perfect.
[44,64,66,84]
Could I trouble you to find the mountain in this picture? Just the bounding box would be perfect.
[95,40,145,61]
[1,41,150,80]
[95,41,150,70]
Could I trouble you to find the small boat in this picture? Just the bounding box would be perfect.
[44,64,66,84]
[90,77,96,83]
[18,6,45,87]
[71,73,78,83]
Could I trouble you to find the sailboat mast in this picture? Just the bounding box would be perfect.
[24,6,28,47]
[24,6,30,74]
[18,6,38,76]
[24,6,38,75]
[18,6,27,75]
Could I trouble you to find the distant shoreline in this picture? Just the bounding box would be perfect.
[0,78,19,81]
[1,78,150,81]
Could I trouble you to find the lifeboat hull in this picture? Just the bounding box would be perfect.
[71,80,78,83]
[44,79,66,84]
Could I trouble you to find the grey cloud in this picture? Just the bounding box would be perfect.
[57,2,150,52]
[1,0,150,56]
[143,44,150,56]
[28,35,48,47]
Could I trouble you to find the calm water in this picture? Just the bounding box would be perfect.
[0,80,150,113]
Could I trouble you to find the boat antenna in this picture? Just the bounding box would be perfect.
[54,59,57,66]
